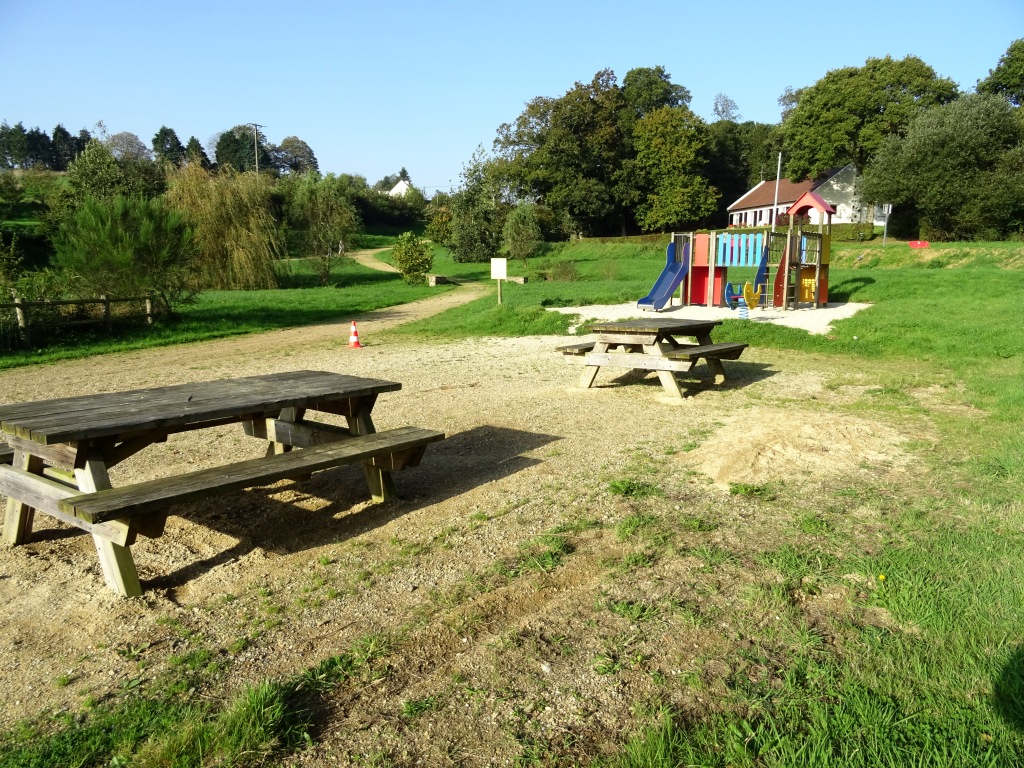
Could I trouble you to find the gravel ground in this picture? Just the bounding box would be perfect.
[0,285,923,766]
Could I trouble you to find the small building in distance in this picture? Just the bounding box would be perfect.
[727,164,886,227]
[388,179,413,197]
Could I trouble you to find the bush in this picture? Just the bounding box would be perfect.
[390,232,433,284]
[53,195,200,314]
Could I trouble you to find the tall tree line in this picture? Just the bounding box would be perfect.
[440,39,1024,253]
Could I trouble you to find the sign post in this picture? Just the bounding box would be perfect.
[881,203,893,249]
[491,258,507,305]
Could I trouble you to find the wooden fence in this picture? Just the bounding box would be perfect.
[0,294,154,346]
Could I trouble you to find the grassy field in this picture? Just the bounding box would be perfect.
[2,238,1024,766]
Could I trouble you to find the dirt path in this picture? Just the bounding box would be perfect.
[0,281,487,399]
[348,247,399,273]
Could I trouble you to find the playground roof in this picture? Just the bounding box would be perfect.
[787,191,836,216]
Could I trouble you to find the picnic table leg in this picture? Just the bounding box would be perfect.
[693,331,727,384]
[346,407,397,503]
[578,342,609,389]
[655,371,685,399]
[3,450,42,545]
[75,450,142,598]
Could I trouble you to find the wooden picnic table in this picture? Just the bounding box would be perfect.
[0,370,443,596]
[557,318,748,399]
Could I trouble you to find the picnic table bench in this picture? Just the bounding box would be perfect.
[0,370,443,597]
[557,318,747,398]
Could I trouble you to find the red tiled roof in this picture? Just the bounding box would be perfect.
[727,177,820,211]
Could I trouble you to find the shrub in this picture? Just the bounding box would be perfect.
[53,195,200,314]
[390,232,433,284]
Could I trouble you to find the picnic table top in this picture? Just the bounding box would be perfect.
[0,370,401,446]
[586,318,722,335]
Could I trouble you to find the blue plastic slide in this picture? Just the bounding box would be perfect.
[637,239,690,311]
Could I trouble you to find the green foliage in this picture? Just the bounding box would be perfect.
[152,125,186,167]
[53,195,200,313]
[214,124,271,173]
[501,202,542,267]
[272,136,319,174]
[450,148,506,262]
[978,38,1024,107]
[282,172,360,285]
[166,164,282,289]
[389,231,433,283]
[861,94,1024,240]
[632,106,718,231]
[424,191,454,246]
[608,479,661,499]
[782,55,959,179]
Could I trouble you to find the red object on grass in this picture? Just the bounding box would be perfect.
[909,240,930,249]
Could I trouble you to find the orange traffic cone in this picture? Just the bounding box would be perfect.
[348,321,363,349]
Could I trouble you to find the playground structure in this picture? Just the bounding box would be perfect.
[638,192,835,312]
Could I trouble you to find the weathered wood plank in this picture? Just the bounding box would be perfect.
[245,418,354,447]
[555,342,596,355]
[587,319,721,335]
[0,371,401,445]
[0,466,133,544]
[582,352,697,372]
[2,434,78,469]
[61,426,445,523]
[662,342,748,361]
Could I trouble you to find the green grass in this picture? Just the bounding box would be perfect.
[1,259,446,369]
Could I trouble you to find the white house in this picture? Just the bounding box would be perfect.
[727,164,887,227]
[388,179,413,197]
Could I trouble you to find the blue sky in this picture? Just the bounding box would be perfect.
[3,1,1021,194]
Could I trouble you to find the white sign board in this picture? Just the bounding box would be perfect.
[490,258,507,280]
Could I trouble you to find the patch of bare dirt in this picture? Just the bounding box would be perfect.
[0,293,940,766]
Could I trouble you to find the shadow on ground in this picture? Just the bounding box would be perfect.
[144,425,561,594]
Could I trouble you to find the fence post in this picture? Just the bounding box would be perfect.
[13,296,31,346]
[102,294,111,333]
[145,295,154,325]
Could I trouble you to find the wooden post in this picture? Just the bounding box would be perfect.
[101,295,111,333]
[145,295,154,324]
[13,296,30,345]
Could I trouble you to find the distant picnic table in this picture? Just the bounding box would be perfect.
[557,318,748,399]
[0,370,443,597]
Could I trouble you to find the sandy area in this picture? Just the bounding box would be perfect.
[548,300,871,335]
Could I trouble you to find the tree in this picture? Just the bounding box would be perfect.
[184,136,211,169]
[782,56,959,179]
[861,93,1024,240]
[0,122,28,168]
[712,93,741,122]
[390,231,432,283]
[51,124,78,171]
[492,66,695,236]
[632,107,718,232]
[214,125,270,172]
[450,148,507,263]
[53,195,200,312]
[47,139,165,229]
[704,120,782,225]
[24,127,53,168]
[622,66,691,121]
[502,203,542,268]
[105,131,152,162]
[152,126,186,167]
[284,172,360,284]
[424,191,454,246]
[272,136,319,174]
[978,39,1024,106]
[165,164,283,289]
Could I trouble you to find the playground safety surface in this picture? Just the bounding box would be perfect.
[548,300,870,336]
